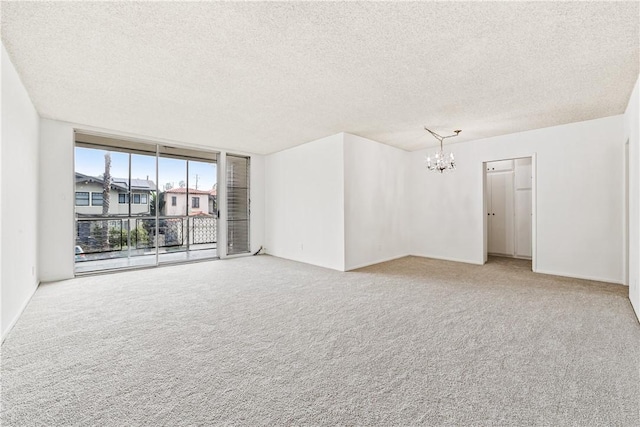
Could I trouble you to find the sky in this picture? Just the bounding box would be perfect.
[75,147,217,191]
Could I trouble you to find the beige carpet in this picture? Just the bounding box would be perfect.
[2,255,639,426]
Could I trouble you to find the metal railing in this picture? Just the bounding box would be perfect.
[75,216,217,255]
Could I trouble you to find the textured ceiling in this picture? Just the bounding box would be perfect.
[2,1,638,154]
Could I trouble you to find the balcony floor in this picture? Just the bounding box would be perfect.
[75,247,217,274]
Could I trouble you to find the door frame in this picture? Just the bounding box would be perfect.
[482,154,537,271]
[624,139,630,285]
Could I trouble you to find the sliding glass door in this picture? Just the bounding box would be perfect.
[74,133,219,273]
[157,156,217,264]
[74,147,158,271]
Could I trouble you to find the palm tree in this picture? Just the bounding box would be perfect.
[101,153,111,250]
[102,153,111,215]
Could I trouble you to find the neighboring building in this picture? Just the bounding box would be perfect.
[163,187,216,217]
[75,172,156,216]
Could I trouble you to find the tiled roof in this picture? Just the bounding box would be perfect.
[75,172,127,191]
[75,173,156,191]
[112,177,157,191]
[164,187,215,195]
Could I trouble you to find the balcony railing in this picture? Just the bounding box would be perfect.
[75,216,217,255]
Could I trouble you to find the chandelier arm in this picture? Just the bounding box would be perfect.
[424,127,444,143]
[424,127,461,142]
[424,126,460,174]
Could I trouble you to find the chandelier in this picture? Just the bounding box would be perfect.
[425,127,461,173]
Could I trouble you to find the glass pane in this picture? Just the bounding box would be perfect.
[158,156,188,261]
[188,160,216,214]
[127,153,157,267]
[75,147,159,272]
[75,147,130,273]
[187,160,217,254]
[75,147,128,217]
[159,157,187,217]
[129,153,156,216]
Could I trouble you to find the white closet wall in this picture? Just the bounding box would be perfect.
[514,158,532,258]
[486,158,532,259]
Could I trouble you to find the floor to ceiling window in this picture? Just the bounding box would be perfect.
[74,132,219,274]
[156,148,218,265]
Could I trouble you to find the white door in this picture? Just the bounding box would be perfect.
[488,172,514,255]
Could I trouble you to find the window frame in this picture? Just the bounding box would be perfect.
[74,134,222,273]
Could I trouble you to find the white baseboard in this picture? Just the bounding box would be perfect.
[630,299,640,324]
[410,253,484,266]
[1,281,39,344]
[488,252,532,261]
[534,269,624,285]
[345,253,411,271]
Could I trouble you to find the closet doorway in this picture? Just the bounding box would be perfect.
[483,156,536,270]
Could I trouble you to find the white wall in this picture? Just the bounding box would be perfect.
[409,143,485,264]
[39,119,75,281]
[410,115,625,284]
[624,75,639,320]
[343,133,409,270]
[265,134,345,271]
[249,154,265,256]
[265,132,409,271]
[0,45,3,337]
[1,44,40,340]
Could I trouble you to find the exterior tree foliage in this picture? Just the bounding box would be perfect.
[102,153,111,215]
[100,152,112,250]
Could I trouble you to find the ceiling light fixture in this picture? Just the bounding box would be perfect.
[425,127,461,173]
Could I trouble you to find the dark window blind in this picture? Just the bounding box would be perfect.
[226,155,250,255]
